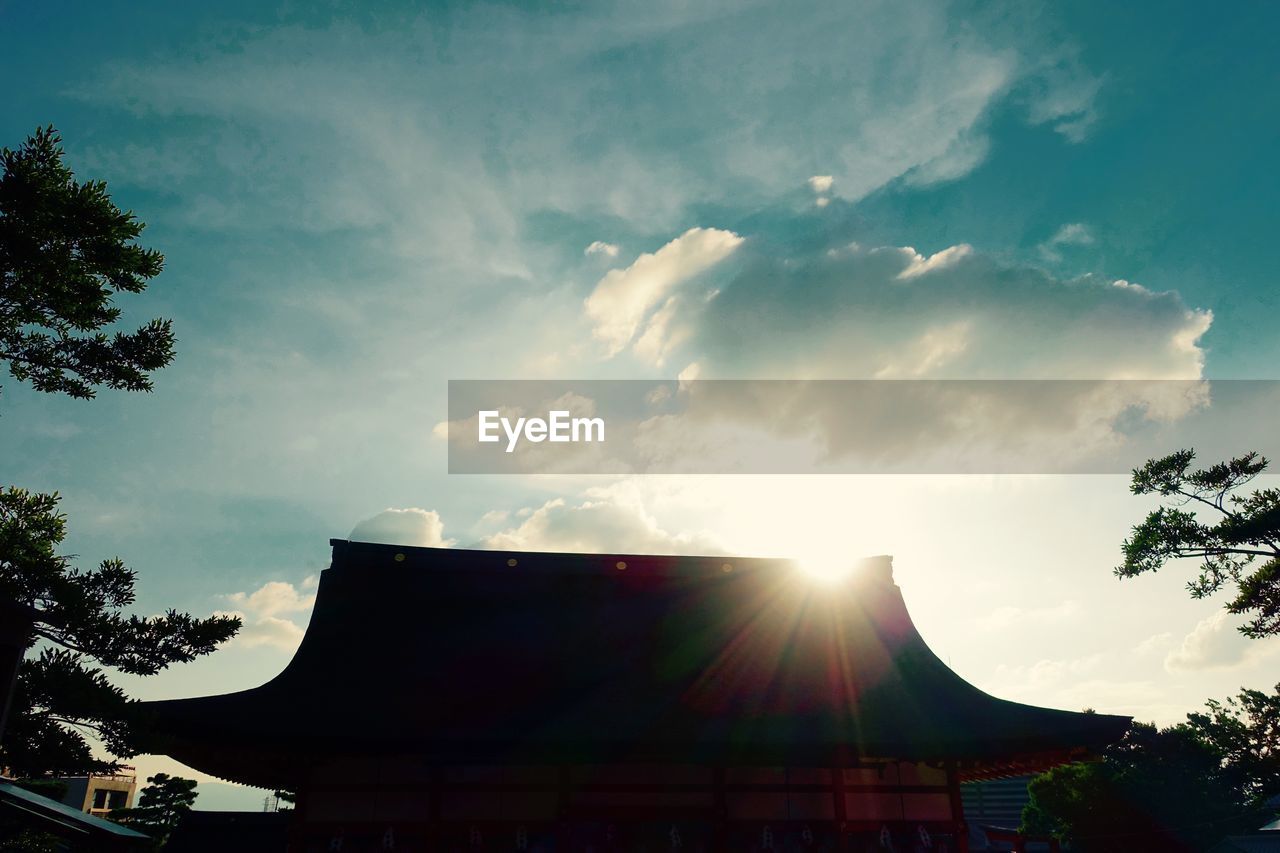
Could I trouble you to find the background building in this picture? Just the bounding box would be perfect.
[55,768,137,817]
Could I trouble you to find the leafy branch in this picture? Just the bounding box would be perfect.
[1119,449,1280,637]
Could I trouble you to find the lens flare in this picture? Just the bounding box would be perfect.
[795,556,853,585]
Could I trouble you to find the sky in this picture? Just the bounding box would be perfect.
[2,0,1279,810]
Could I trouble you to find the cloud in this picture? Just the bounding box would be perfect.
[1136,632,1173,656]
[50,3,1111,502]
[1023,55,1106,143]
[1049,223,1094,246]
[1039,222,1095,262]
[480,489,723,555]
[585,241,620,258]
[985,653,1173,719]
[894,244,974,279]
[218,575,319,652]
[225,613,307,651]
[584,227,744,356]
[872,320,971,378]
[591,229,1210,382]
[569,224,1217,473]
[984,599,1080,632]
[225,579,316,618]
[1164,610,1280,672]
[807,175,834,193]
[903,128,990,187]
[991,653,1104,691]
[349,507,453,547]
[75,0,1095,253]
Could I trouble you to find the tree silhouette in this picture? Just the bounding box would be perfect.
[0,487,239,777]
[112,773,198,849]
[1119,449,1280,637]
[0,125,174,401]
[1022,721,1257,851]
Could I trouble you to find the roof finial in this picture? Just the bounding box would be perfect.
[858,555,894,584]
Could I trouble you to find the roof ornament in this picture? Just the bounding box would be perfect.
[859,555,894,584]
[382,827,395,849]
[670,824,683,848]
[516,824,528,849]
[762,825,775,849]
[328,834,344,851]
[802,824,814,845]
[469,825,483,847]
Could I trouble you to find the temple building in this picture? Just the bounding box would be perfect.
[141,540,1129,852]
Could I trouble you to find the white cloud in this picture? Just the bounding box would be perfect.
[1136,632,1173,656]
[225,580,316,618]
[983,653,1173,719]
[807,175,834,193]
[76,0,1097,273]
[992,653,1103,690]
[894,243,974,279]
[478,509,510,527]
[1039,222,1095,262]
[584,227,744,356]
[585,240,620,258]
[903,128,990,187]
[1164,610,1280,672]
[873,320,971,378]
[217,576,320,652]
[568,228,1215,473]
[1024,57,1106,143]
[983,599,1080,632]
[51,4,1115,506]
[222,612,307,651]
[1050,223,1094,246]
[349,507,452,547]
[833,52,1013,196]
[593,231,1210,382]
[481,489,723,555]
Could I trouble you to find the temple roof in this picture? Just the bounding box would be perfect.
[140,540,1129,788]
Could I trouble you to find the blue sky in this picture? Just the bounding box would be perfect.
[3,0,1279,807]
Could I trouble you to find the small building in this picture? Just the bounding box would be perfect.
[960,776,1058,851]
[140,540,1130,852]
[0,778,150,852]
[1211,813,1280,853]
[55,767,137,817]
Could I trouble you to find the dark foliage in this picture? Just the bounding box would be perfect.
[112,773,198,849]
[1023,688,1280,851]
[0,487,239,776]
[1185,682,1280,804]
[0,126,173,401]
[1120,449,1280,637]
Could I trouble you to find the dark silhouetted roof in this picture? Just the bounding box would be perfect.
[0,779,150,850]
[140,540,1129,788]
[164,811,290,853]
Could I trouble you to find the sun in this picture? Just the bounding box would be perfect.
[795,554,856,585]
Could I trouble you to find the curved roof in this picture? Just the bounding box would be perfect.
[140,540,1129,788]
